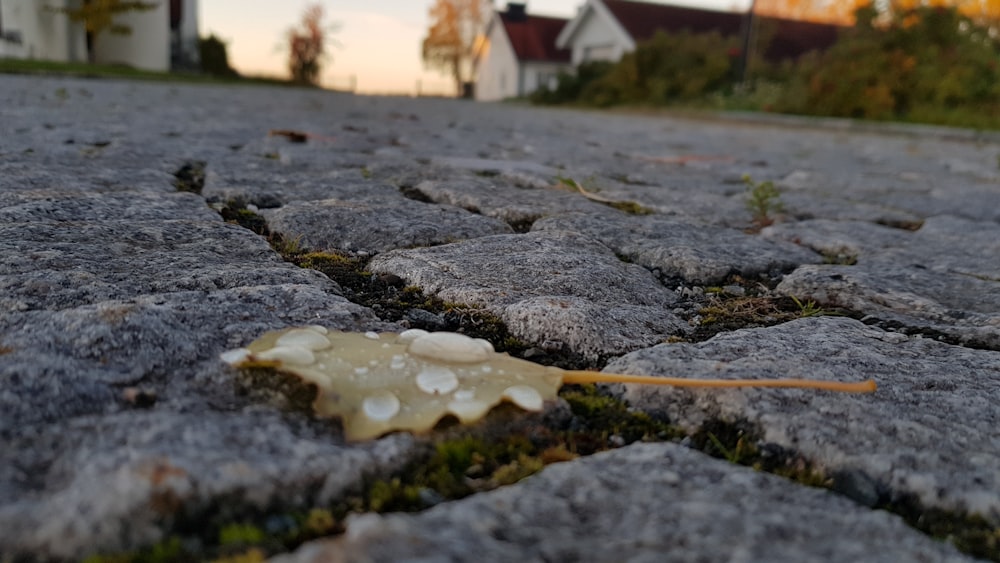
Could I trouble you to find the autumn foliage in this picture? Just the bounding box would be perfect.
[47,0,158,62]
[422,0,489,97]
[757,0,1000,25]
[287,4,329,86]
[534,1,1000,129]
[776,4,1000,123]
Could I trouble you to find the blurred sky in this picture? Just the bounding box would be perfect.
[200,1,742,96]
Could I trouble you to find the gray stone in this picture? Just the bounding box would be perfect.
[606,317,1000,523]
[203,164,398,208]
[762,218,911,261]
[533,211,821,285]
[406,178,604,229]
[429,155,562,177]
[261,195,513,254]
[770,215,1000,348]
[368,231,687,358]
[0,219,337,312]
[273,442,973,563]
[4,72,1000,561]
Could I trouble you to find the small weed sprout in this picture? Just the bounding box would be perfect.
[743,174,784,229]
[270,234,305,258]
[790,295,838,318]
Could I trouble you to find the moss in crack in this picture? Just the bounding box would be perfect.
[688,420,1000,560]
[352,387,680,515]
[678,275,857,343]
[218,201,269,237]
[821,251,858,266]
[559,384,680,449]
[173,161,206,194]
[690,419,829,488]
[211,201,598,370]
[881,495,1000,561]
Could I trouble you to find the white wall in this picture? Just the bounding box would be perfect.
[475,16,520,101]
[172,0,200,69]
[0,0,87,62]
[93,2,169,71]
[522,61,571,96]
[568,7,631,65]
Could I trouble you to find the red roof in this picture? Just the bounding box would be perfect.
[602,0,842,61]
[500,12,572,63]
[604,0,744,41]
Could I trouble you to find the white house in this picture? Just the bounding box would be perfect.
[556,0,841,66]
[0,0,199,72]
[556,0,841,67]
[475,2,572,102]
[0,0,87,62]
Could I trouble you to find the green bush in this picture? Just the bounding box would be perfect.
[580,30,739,106]
[776,4,1000,124]
[199,34,239,77]
[531,61,614,105]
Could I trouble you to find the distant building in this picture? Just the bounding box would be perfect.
[555,0,841,66]
[0,0,199,72]
[475,3,572,102]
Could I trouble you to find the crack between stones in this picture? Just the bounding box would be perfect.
[190,193,997,562]
[685,418,1000,561]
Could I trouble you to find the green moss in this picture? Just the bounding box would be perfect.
[821,251,858,265]
[218,203,269,237]
[560,385,680,448]
[173,161,206,194]
[210,549,267,563]
[219,523,266,547]
[296,251,372,290]
[881,496,1000,561]
[354,388,682,517]
[686,289,853,343]
[82,536,188,563]
[359,433,545,513]
[690,420,829,488]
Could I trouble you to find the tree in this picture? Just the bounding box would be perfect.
[47,0,159,62]
[757,0,1000,26]
[422,0,489,98]
[756,0,866,24]
[776,3,1000,123]
[199,34,238,77]
[286,4,338,86]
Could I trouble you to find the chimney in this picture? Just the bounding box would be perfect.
[506,3,527,22]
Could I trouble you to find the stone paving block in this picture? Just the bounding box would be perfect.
[0,219,336,311]
[0,189,217,222]
[770,216,1000,348]
[606,317,1000,524]
[368,231,687,358]
[274,442,973,563]
[3,73,999,561]
[533,211,821,285]
[0,284,398,560]
[405,178,605,230]
[262,194,514,254]
[0,407,414,560]
[778,265,1000,348]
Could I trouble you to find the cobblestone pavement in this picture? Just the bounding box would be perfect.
[1,74,998,561]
